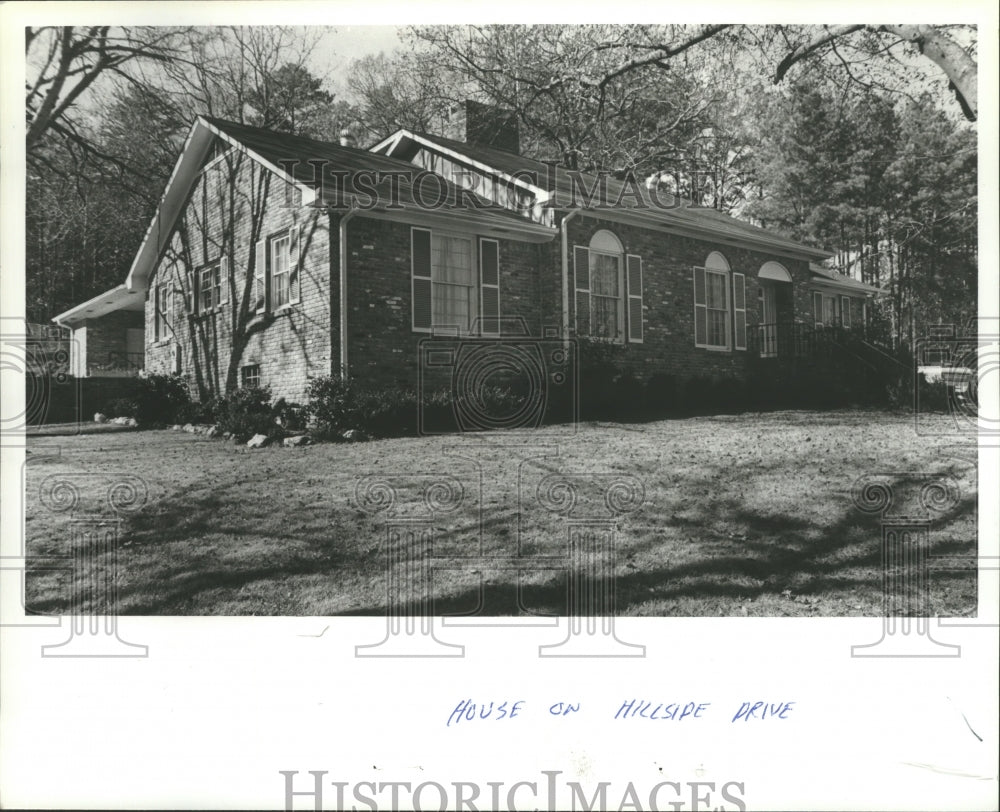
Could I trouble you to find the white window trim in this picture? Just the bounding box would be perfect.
[478,237,500,337]
[270,231,292,312]
[841,295,852,328]
[412,226,482,335]
[697,267,732,351]
[588,247,626,344]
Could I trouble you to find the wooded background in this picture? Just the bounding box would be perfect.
[25,24,978,347]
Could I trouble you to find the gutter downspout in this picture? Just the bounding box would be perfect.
[338,208,359,379]
[560,209,581,348]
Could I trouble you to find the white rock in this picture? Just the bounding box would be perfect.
[94,413,107,424]
[246,433,270,449]
[283,434,312,447]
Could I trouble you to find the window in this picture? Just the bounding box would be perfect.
[590,251,622,339]
[241,364,261,388]
[706,270,728,346]
[841,296,852,328]
[154,284,171,341]
[693,252,732,350]
[271,233,291,309]
[199,264,220,311]
[254,228,300,313]
[813,292,842,328]
[572,230,643,343]
[412,228,496,334]
[432,233,475,330]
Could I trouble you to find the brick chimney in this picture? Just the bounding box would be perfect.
[441,100,520,155]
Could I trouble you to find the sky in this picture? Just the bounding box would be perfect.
[309,26,407,94]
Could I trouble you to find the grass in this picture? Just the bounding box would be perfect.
[23,410,977,617]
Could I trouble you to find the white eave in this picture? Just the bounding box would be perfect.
[123,117,317,291]
[51,284,144,327]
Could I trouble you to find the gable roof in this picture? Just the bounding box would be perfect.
[124,117,556,292]
[374,129,833,263]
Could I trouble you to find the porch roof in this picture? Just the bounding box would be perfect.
[51,284,144,327]
[809,264,885,295]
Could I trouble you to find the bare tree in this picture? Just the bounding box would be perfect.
[25,26,192,170]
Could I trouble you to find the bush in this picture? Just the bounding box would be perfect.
[645,373,678,416]
[212,386,278,441]
[175,400,216,425]
[135,374,191,425]
[306,376,361,436]
[916,373,950,413]
[272,398,309,433]
[104,398,139,419]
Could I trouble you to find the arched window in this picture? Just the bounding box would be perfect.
[694,252,732,349]
[573,230,643,343]
[587,230,624,340]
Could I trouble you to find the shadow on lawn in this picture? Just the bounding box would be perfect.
[337,494,977,618]
[26,462,977,617]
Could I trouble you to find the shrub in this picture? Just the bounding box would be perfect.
[306,376,361,436]
[213,386,278,441]
[271,398,309,433]
[135,374,191,425]
[104,398,139,419]
[684,375,715,414]
[645,373,678,416]
[916,373,950,413]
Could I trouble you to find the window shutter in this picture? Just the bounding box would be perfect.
[841,296,851,328]
[693,267,707,347]
[412,228,432,331]
[733,272,747,350]
[219,255,229,305]
[573,245,591,337]
[254,239,267,313]
[813,291,823,327]
[479,238,500,336]
[289,225,300,304]
[186,269,196,314]
[626,254,643,343]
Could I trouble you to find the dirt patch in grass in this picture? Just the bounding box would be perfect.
[23,410,977,617]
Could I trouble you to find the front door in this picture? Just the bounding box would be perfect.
[759,284,777,357]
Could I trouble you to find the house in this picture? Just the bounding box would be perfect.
[56,102,882,405]
[51,285,145,377]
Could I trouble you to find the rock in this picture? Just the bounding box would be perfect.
[183,423,195,433]
[206,425,219,438]
[223,432,232,439]
[171,424,182,431]
[246,433,270,449]
[341,429,367,442]
[283,434,312,447]
[94,413,107,424]
[123,417,138,427]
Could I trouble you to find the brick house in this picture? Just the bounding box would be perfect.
[59,105,881,404]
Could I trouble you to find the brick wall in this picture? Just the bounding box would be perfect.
[341,215,545,389]
[145,148,331,403]
[83,309,143,373]
[141,142,837,403]
[558,213,816,382]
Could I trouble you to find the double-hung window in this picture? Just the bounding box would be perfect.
[432,234,475,330]
[589,251,623,340]
[705,270,729,347]
[693,251,738,350]
[572,229,643,343]
[254,227,300,314]
[270,233,292,309]
[411,228,500,335]
[153,284,170,341]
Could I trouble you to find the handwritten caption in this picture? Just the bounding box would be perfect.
[447,699,794,726]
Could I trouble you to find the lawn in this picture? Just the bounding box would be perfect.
[23,410,978,617]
